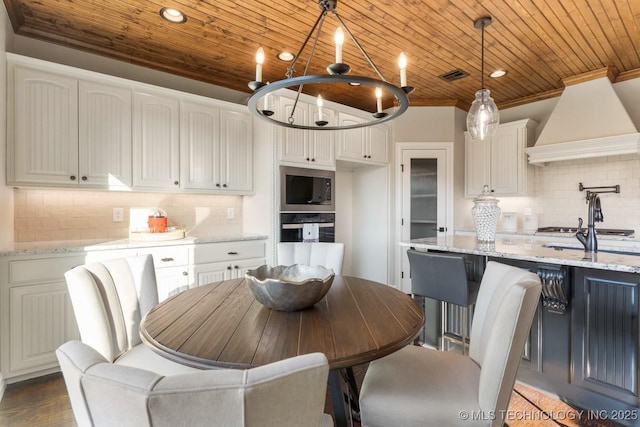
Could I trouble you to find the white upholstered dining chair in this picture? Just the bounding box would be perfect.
[277,242,345,275]
[64,254,197,375]
[359,261,542,427]
[57,340,334,427]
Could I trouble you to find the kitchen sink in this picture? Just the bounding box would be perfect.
[542,243,640,256]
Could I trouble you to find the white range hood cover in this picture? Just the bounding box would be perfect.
[526,75,640,165]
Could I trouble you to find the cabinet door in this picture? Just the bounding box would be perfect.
[11,67,79,185]
[228,258,266,279]
[194,261,234,285]
[309,108,335,167]
[155,266,191,302]
[79,81,132,187]
[490,125,521,195]
[220,109,253,192]
[9,282,79,373]
[464,133,491,197]
[336,112,366,161]
[367,125,389,164]
[279,97,310,164]
[572,268,640,405]
[180,100,221,190]
[133,91,180,189]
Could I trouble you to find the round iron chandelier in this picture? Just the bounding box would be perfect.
[247,0,413,130]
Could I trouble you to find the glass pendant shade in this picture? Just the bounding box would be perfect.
[466,88,499,140]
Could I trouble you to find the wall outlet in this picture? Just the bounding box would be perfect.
[227,207,235,220]
[113,207,124,222]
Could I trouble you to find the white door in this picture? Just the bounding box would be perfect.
[397,147,450,293]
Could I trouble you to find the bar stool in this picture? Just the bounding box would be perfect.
[407,249,480,354]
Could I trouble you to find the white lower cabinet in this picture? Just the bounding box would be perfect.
[193,241,266,285]
[1,253,83,381]
[0,239,266,383]
[137,245,193,301]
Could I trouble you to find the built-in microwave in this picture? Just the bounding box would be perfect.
[280,166,335,212]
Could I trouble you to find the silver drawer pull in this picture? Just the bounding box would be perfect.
[161,257,174,262]
[227,251,238,255]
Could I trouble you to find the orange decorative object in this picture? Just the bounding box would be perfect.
[148,217,167,233]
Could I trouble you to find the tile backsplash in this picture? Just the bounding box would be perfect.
[494,154,640,234]
[14,188,243,242]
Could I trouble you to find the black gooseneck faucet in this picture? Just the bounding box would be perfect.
[575,192,603,253]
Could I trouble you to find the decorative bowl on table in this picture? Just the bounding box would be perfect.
[245,264,335,311]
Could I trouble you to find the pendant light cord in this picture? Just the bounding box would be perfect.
[480,21,485,90]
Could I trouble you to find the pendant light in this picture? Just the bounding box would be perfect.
[466,17,499,141]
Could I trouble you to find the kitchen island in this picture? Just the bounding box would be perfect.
[401,234,640,426]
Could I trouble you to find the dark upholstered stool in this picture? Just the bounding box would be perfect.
[407,249,480,354]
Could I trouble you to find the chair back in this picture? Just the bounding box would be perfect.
[64,254,158,362]
[277,242,345,275]
[406,249,478,306]
[468,261,541,422]
[57,340,332,427]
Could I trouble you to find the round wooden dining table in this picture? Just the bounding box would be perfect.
[140,275,424,427]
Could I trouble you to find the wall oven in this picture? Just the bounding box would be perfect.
[280,212,335,243]
[280,166,335,212]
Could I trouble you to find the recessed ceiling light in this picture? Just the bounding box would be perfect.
[277,52,294,61]
[490,69,507,78]
[160,7,187,24]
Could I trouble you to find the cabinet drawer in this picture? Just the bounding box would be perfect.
[194,241,266,264]
[9,255,85,285]
[137,246,190,268]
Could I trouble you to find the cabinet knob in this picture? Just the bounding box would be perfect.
[182,271,188,276]
[70,175,76,181]
[363,155,367,158]
[367,155,371,158]
[81,176,87,181]
[174,181,179,186]
[311,158,315,162]
[223,183,227,188]
[227,266,232,270]
[306,157,310,161]
[234,265,239,269]
[216,183,221,188]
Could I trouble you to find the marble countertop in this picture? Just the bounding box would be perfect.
[0,233,268,257]
[401,235,640,274]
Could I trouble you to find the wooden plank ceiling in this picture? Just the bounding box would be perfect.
[3,0,640,112]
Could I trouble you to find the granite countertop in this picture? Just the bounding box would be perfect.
[401,234,640,274]
[0,233,268,257]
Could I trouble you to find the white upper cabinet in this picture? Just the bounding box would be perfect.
[278,96,335,169]
[7,54,253,194]
[133,91,181,190]
[465,119,538,197]
[180,100,253,192]
[10,66,79,185]
[336,112,389,165]
[79,81,132,187]
[180,100,221,190]
[9,63,132,188]
[219,109,253,192]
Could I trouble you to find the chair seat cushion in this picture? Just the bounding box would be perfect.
[359,345,483,427]
[115,344,199,375]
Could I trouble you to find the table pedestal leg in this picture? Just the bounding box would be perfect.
[329,370,349,427]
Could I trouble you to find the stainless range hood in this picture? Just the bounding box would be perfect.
[526,69,640,165]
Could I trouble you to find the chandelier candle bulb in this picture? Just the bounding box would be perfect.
[317,95,323,121]
[398,52,408,87]
[334,27,344,63]
[375,87,382,113]
[255,47,265,82]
